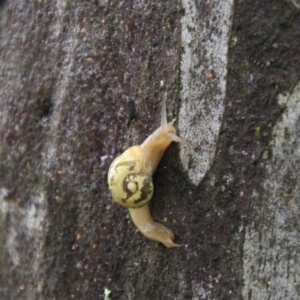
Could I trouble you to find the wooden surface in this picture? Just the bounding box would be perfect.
[1,0,300,299]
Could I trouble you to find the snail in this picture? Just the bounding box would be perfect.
[108,93,193,248]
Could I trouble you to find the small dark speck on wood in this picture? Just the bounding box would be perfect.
[127,98,138,126]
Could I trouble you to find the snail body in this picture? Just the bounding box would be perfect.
[108,94,192,248]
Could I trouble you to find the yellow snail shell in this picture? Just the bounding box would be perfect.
[108,146,153,209]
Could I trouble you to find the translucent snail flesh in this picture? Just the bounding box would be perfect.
[108,94,193,248]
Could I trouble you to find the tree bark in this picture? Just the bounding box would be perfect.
[1,0,300,299]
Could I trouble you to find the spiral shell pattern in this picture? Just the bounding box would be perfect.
[108,146,154,208]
